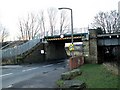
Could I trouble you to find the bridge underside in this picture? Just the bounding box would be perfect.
[46,38,82,43]
[98,45,120,63]
[43,34,85,62]
[45,33,88,43]
[97,34,120,46]
[97,34,120,63]
[45,42,68,61]
[98,38,120,46]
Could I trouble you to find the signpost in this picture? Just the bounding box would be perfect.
[41,50,44,54]
[69,44,74,56]
[69,44,74,51]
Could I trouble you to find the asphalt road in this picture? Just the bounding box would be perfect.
[1,59,69,89]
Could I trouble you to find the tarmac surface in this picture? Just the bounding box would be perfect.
[1,59,69,89]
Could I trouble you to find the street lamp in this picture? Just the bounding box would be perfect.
[58,7,74,57]
[60,34,64,38]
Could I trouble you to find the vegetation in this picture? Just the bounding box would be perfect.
[18,8,70,40]
[56,79,64,87]
[0,23,9,42]
[57,64,119,88]
[92,10,119,34]
[74,64,119,88]
[61,69,82,80]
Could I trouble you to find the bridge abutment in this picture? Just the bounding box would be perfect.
[83,29,98,64]
[23,42,67,63]
[89,29,98,63]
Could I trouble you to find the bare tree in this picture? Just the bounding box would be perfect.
[18,13,41,40]
[0,24,9,42]
[18,8,70,39]
[60,10,70,34]
[111,11,119,33]
[38,10,46,37]
[92,10,119,33]
[47,8,57,36]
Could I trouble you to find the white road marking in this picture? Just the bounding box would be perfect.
[22,67,39,72]
[42,64,53,68]
[8,84,13,88]
[0,73,13,78]
[57,62,62,65]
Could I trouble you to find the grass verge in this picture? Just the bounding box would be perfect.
[56,79,64,87]
[74,64,119,88]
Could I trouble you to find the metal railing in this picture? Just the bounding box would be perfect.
[1,35,42,59]
[1,41,17,50]
[46,28,89,36]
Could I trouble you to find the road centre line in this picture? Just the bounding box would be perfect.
[57,62,63,65]
[42,64,53,68]
[0,73,13,78]
[22,67,39,72]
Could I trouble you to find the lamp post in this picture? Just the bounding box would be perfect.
[58,7,74,57]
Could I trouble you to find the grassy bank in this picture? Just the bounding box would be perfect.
[74,64,119,88]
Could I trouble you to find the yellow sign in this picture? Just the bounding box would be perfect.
[69,44,74,51]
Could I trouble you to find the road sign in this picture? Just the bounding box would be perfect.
[69,44,74,51]
[41,50,44,54]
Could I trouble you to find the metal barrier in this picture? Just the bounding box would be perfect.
[47,28,89,36]
[1,35,42,59]
[1,41,14,49]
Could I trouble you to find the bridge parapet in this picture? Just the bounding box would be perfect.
[46,28,88,36]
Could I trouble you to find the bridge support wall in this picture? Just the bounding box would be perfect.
[83,40,90,63]
[23,42,67,63]
[81,29,98,64]
[23,43,45,63]
[20,42,67,64]
[88,29,98,63]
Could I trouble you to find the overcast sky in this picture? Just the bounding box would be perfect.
[0,0,119,41]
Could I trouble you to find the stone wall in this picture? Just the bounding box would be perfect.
[88,29,98,63]
[23,43,45,63]
[82,29,98,63]
[82,40,90,63]
[103,62,119,75]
